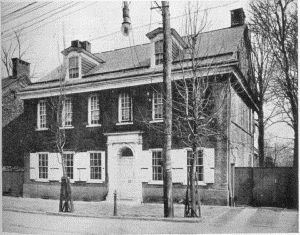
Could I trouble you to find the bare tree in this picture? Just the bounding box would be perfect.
[1,30,30,77]
[249,0,298,167]
[249,28,276,166]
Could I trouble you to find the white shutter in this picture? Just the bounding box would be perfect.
[203,148,215,183]
[74,152,89,181]
[171,149,186,183]
[101,151,106,181]
[140,150,152,182]
[49,153,63,181]
[30,153,39,180]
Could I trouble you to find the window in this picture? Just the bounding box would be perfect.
[187,150,204,181]
[37,100,47,129]
[153,91,163,120]
[155,40,163,65]
[119,93,132,122]
[38,153,48,179]
[69,56,79,78]
[90,152,102,180]
[63,153,73,179]
[62,98,72,127]
[152,150,163,181]
[88,95,100,125]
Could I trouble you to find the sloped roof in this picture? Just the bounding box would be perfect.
[34,25,246,84]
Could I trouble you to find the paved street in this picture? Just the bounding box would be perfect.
[2,197,299,234]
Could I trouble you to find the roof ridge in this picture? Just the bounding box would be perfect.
[93,42,150,55]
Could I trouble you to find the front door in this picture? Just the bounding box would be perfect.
[118,157,135,199]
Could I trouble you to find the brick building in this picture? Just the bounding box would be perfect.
[2,58,31,167]
[18,8,258,205]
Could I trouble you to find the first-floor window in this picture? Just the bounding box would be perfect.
[90,152,102,180]
[152,150,163,181]
[187,150,204,181]
[63,153,73,179]
[39,153,48,179]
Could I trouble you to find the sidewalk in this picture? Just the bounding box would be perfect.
[3,196,235,223]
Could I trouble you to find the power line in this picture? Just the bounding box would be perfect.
[3,2,98,43]
[2,2,73,34]
[2,2,53,24]
[2,2,37,19]
[89,0,238,42]
[1,3,22,12]
[2,2,82,39]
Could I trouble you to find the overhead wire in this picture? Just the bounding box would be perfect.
[1,3,19,12]
[2,2,74,34]
[2,2,37,19]
[2,2,53,24]
[3,2,98,43]
[2,2,83,39]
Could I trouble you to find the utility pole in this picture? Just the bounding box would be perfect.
[162,1,173,218]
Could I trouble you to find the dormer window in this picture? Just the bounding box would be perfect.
[155,40,163,65]
[69,56,79,79]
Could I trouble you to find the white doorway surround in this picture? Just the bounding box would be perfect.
[104,131,143,202]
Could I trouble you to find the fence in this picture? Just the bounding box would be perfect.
[2,169,24,197]
[234,167,297,208]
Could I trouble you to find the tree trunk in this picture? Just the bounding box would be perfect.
[162,0,173,218]
[190,144,197,217]
[258,104,264,167]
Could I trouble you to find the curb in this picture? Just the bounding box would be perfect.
[4,208,204,223]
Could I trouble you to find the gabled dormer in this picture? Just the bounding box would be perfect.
[146,27,186,68]
[61,40,104,80]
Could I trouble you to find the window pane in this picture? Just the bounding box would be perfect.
[120,93,131,122]
[39,154,48,179]
[187,150,204,181]
[90,152,102,179]
[152,151,163,181]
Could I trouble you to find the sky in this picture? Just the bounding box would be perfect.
[1,0,294,143]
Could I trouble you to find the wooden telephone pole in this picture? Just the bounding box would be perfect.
[162,1,173,218]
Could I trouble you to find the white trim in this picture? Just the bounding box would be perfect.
[104,131,143,136]
[19,66,237,100]
[116,122,133,126]
[86,124,102,128]
[149,148,163,151]
[152,90,163,121]
[149,120,163,123]
[35,179,49,182]
[59,126,74,129]
[148,180,163,185]
[35,127,49,131]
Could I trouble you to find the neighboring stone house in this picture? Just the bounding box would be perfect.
[18,8,258,205]
[2,58,31,167]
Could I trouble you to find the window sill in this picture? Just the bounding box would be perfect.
[116,122,133,126]
[59,126,74,129]
[34,179,49,182]
[86,180,105,184]
[149,119,163,123]
[86,124,102,128]
[183,181,207,186]
[35,128,49,131]
[148,181,163,185]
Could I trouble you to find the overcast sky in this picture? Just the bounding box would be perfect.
[1,0,294,142]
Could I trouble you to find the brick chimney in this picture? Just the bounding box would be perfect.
[230,8,245,27]
[71,40,91,53]
[12,58,30,79]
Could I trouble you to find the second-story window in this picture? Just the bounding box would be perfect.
[155,40,163,65]
[152,91,163,120]
[62,98,72,127]
[119,93,132,122]
[88,95,100,125]
[69,56,79,79]
[37,100,47,129]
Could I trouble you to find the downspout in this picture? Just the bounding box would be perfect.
[227,79,232,206]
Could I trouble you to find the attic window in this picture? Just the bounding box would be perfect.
[155,40,163,65]
[69,56,79,78]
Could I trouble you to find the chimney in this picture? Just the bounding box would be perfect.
[12,58,30,79]
[230,8,245,27]
[82,41,91,53]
